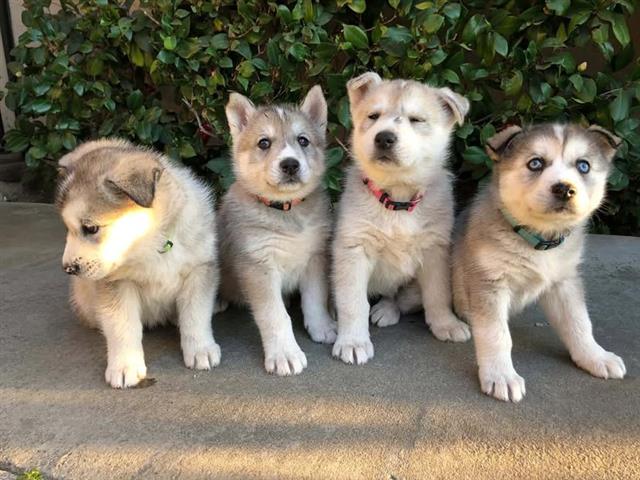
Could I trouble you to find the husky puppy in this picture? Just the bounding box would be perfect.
[57,139,221,388]
[452,123,626,402]
[332,72,472,365]
[219,86,336,376]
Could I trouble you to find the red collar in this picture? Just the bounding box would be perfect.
[362,178,424,212]
[256,195,304,211]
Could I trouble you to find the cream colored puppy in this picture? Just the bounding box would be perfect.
[57,139,220,388]
[219,86,336,376]
[452,123,626,402]
[332,72,471,365]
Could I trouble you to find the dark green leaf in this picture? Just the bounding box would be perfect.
[343,25,368,49]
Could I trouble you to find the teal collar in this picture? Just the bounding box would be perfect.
[500,208,566,251]
[159,239,174,254]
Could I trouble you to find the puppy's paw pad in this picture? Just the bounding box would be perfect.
[183,342,221,370]
[306,318,338,344]
[576,350,626,379]
[332,335,374,365]
[265,346,307,376]
[370,299,400,328]
[479,367,526,403]
[430,317,471,343]
[105,357,147,389]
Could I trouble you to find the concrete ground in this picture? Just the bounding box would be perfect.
[0,203,639,480]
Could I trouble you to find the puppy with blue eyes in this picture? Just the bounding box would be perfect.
[218,86,336,376]
[452,123,627,403]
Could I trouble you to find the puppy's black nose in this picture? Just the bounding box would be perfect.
[375,131,397,150]
[63,263,80,275]
[551,182,576,201]
[280,158,300,176]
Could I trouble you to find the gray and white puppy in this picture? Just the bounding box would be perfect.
[57,139,220,388]
[218,86,336,376]
[332,72,472,365]
[452,123,626,402]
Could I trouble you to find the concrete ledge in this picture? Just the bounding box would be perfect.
[1,203,639,479]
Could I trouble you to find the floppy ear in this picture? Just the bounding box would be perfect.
[300,85,328,131]
[105,156,164,208]
[587,125,621,162]
[436,87,470,126]
[485,125,523,162]
[346,71,382,108]
[225,93,256,139]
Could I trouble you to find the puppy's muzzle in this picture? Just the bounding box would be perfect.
[375,130,397,151]
[551,182,576,202]
[280,157,300,181]
[63,262,80,275]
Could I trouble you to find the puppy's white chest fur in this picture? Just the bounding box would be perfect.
[336,168,453,296]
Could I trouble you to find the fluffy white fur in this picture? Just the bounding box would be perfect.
[219,86,336,376]
[58,139,220,388]
[452,123,626,402]
[332,72,472,365]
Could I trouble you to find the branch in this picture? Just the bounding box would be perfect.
[181,98,215,137]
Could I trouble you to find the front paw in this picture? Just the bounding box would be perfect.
[429,313,471,343]
[105,352,147,389]
[479,364,526,403]
[305,314,338,344]
[370,298,400,328]
[183,341,221,370]
[574,348,626,379]
[332,334,374,365]
[264,341,307,376]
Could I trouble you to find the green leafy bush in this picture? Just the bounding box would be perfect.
[2,0,639,234]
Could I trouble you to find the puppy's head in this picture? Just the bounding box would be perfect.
[56,139,164,280]
[347,72,469,184]
[487,123,620,234]
[225,86,327,201]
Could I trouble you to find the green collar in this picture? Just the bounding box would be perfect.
[159,239,174,254]
[500,208,566,251]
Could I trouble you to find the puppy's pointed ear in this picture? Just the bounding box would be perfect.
[436,87,470,127]
[485,125,523,162]
[301,85,328,131]
[587,125,621,162]
[226,93,256,138]
[105,156,164,208]
[347,72,382,108]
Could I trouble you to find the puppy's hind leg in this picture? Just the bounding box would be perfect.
[417,243,471,343]
[300,253,337,344]
[243,266,307,375]
[99,283,147,389]
[541,276,626,379]
[177,262,221,370]
[370,282,422,328]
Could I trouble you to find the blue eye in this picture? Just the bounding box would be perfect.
[527,157,545,171]
[576,159,590,174]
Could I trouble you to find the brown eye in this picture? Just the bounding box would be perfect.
[258,138,271,150]
[409,117,425,123]
[82,224,99,236]
[297,136,310,147]
[368,113,380,120]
